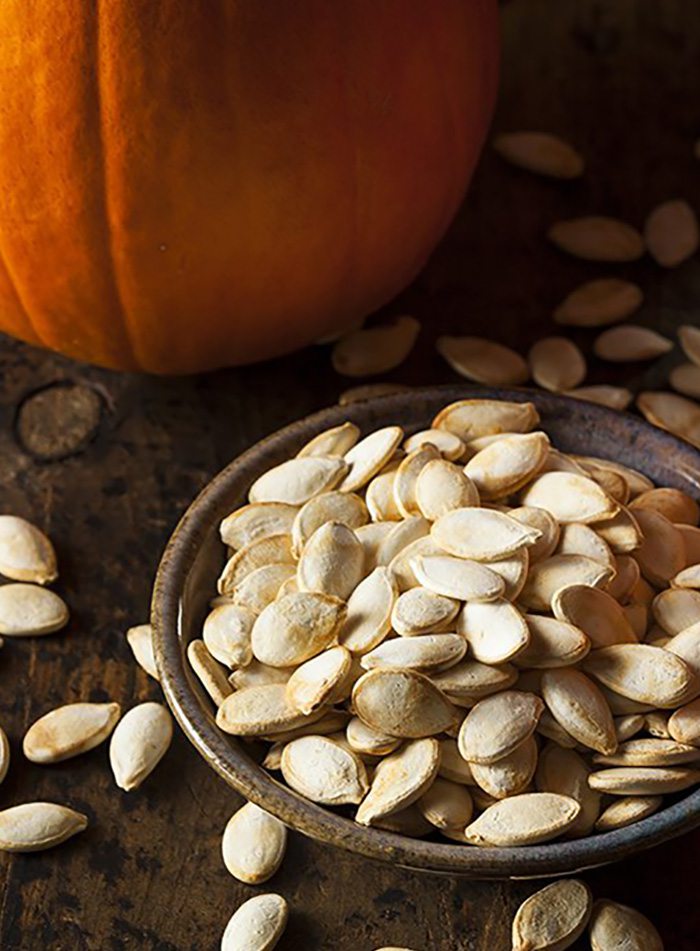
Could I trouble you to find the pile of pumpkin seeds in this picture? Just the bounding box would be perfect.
[188,397,700,860]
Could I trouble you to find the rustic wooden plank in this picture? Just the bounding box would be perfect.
[0,1,699,947]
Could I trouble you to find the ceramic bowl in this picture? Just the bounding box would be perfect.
[151,385,700,879]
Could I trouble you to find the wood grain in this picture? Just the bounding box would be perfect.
[0,1,699,947]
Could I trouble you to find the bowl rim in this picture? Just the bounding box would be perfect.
[151,383,700,878]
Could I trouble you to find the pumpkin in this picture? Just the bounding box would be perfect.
[0,1,499,373]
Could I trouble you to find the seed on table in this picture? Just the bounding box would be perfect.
[222,802,287,885]
[0,515,57,585]
[296,421,360,458]
[331,315,420,377]
[511,879,592,951]
[464,792,581,846]
[220,893,288,951]
[436,335,529,386]
[24,701,121,764]
[432,399,540,441]
[547,216,644,262]
[588,899,663,951]
[458,691,543,765]
[554,277,643,327]
[0,802,88,853]
[528,337,587,393]
[644,198,699,267]
[0,583,69,637]
[109,702,173,791]
[594,324,674,362]
[493,131,584,178]
[281,736,369,805]
[187,640,234,707]
[670,362,700,400]
[636,390,700,450]
[126,624,159,680]
[355,738,440,826]
[594,795,663,832]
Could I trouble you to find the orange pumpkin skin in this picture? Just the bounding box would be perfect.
[0,1,499,373]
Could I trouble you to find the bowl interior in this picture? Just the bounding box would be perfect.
[152,384,700,879]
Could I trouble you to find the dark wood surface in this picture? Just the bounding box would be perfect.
[1,1,700,947]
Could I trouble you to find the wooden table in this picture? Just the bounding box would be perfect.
[1,1,699,947]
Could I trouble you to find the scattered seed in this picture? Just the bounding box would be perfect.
[331,316,420,377]
[548,216,644,262]
[594,325,674,362]
[220,893,288,951]
[109,702,173,791]
[24,702,121,764]
[511,879,592,951]
[554,278,643,328]
[589,899,663,951]
[493,131,584,178]
[0,583,69,637]
[0,802,87,853]
[126,624,159,680]
[0,515,57,585]
[564,385,634,411]
[436,336,529,386]
[222,803,287,884]
[637,390,700,449]
[529,337,587,392]
[644,198,699,267]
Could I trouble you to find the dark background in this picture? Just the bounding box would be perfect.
[0,1,699,948]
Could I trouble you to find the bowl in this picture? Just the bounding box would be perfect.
[151,384,700,879]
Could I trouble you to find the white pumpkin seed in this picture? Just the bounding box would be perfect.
[356,522,396,573]
[511,879,592,951]
[331,316,420,377]
[366,470,402,522]
[217,684,325,737]
[281,735,368,805]
[521,471,618,524]
[493,131,584,178]
[355,738,440,825]
[346,717,401,757]
[218,534,295,594]
[0,516,57,584]
[412,555,504,602]
[285,646,352,715]
[232,563,297,613]
[0,802,87,853]
[24,701,121,764]
[517,615,590,668]
[220,502,298,550]
[557,523,616,572]
[552,585,637,648]
[339,426,404,492]
[464,792,581,846]
[403,428,466,461]
[394,444,441,517]
[339,567,396,654]
[637,391,700,449]
[437,738,475,784]
[535,744,600,837]
[0,583,68,637]
[418,776,474,830]
[548,216,644,261]
[249,456,348,505]
[431,659,518,701]
[564,385,634,411]
[593,737,700,767]
[109,702,173,791]
[458,691,543,765]
[671,564,700,590]
[296,422,360,458]
[537,710,578,750]
[606,554,641,603]
[554,278,642,327]
[297,522,364,600]
[669,698,700,746]
[391,587,460,637]
[432,399,539,441]
[263,709,349,744]
[220,893,288,951]
[670,362,700,400]
[594,324,674,362]
[630,486,699,526]
[488,549,530,602]
[589,899,663,951]
[652,589,700,635]
[589,765,700,795]
[361,633,466,673]
[633,508,687,586]
[465,432,550,499]
[664,621,700,679]
[519,555,614,612]
[126,624,159,680]
[541,669,616,754]
[352,669,457,738]
[529,337,587,393]
[594,795,662,832]
[291,491,368,556]
[436,336,529,386]
[469,735,538,800]
[432,507,541,561]
[510,507,560,563]
[388,536,443,591]
[376,515,431,566]
[584,643,698,708]
[458,599,530,665]
[203,603,255,668]
[222,803,287,884]
[593,507,642,554]
[251,592,346,668]
[188,639,233,707]
[614,714,645,743]
[644,198,699,267]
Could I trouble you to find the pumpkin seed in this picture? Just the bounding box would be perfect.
[352,669,457,738]
[0,802,88,853]
[557,523,616,573]
[232,563,297,613]
[458,599,530,664]
[644,198,699,267]
[0,516,57,585]
[249,456,348,505]
[554,278,643,327]
[251,592,346,667]
[584,643,697,708]
[594,324,674,362]
[203,603,255,668]
[388,536,443,591]
[0,728,8,786]
[645,711,671,738]
[594,795,662,832]
[511,879,592,951]
[589,765,700,795]
[541,668,616,755]
[404,428,466,461]
[510,507,560,563]
[606,554,641,603]
[664,621,700,680]
[229,660,293,690]
[597,685,654,716]
[371,804,434,838]
[377,515,431,567]
[669,698,700,746]
[679,523,700,563]
[458,691,543,765]
[552,585,637,648]
[528,337,587,393]
[331,315,420,377]
[631,487,699,526]
[432,507,541,561]
[593,507,642,554]
[653,589,700,636]
[432,399,539,441]
[281,735,369,805]
[188,639,233,707]
[464,792,581,846]
[637,390,700,449]
[24,701,121,764]
[519,555,614,612]
[0,583,68,637]
[521,471,618,524]
[535,744,600,837]
[614,714,645,742]
[338,382,411,405]
[437,738,475,784]
[222,802,287,884]
[415,459,479,522]
[589,899,663,951]
[126,624,159,681]
[296,522,364,600]
[537,710,578,750]
[221,893,288,951]
[469,735,538,800]
[291,491,368,556]
[671,564,700,590]
[632,508,687,586]
[493,131,584,178]
[464,432,549,500]
[670,362,700,400]
[548,216,644,261]
[217,684,326,738]
[431,659,518,701]
[488,549,530,602]
[220,502,298,550]
[361,633,466,673]
[356,737,440,826]
[436,335,529,386]
[366,470,402,522]
[418,777,474,830]
[679,323,700,366]
[285,646,352,715]
[565,385,634,411]
[263,708,349,744]
[593,737,700,767]
[346,717,401,757]
[391,587,460,636]
[412,555,504,602]
[575,456,654,498]
[339,426,405,492]
[296,422,360,458]
[356,522,396,572]
[109,702,173,791]
[517,615,590,668]
[339,567,396,654]
[218,534,295,594]
[394,444,441,517]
